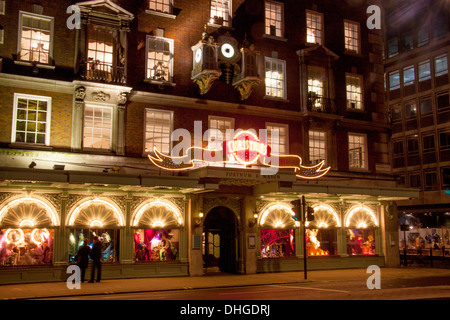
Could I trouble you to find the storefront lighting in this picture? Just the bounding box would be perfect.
[19,219,35,227]
[31,228,50,246]
[318,222,328,228]
[313,205,341,227]
[68,199,125,227]
[133,200,183,227]
[152,220,165,228]
[357,222,367,229]
[345,205,378,228]
[0,197,59,227]
[4,228,24,245]
[89,220,104,228]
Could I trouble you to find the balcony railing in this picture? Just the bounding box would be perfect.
[306,94,337,114]
[80,59,126,84]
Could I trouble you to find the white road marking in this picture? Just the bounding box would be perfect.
[269,285,350,294]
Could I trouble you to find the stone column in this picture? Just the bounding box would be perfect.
[53,191,69,267]
[179,197,189,263]
[120,192,134,264]
[71,86,85,152]
[337,228,349,256]
[381,202,400,267]
[242,195,257,274]
[189,195,203,276]
[116,93,127,156]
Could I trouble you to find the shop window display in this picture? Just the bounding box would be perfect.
[306,228,337,256]
[0,228,54,266]
[69,229,119,263]
[260,229,294,258]
[134,229,179,262]
[347,229,376,255]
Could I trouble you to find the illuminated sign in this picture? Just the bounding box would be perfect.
[148,130,330,180]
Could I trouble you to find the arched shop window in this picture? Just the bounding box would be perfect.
[0,197,59,267]
[345,205,378,256]
[67,199,124,264]
[259,204,297,258]
[306,205,340,256]
[132,201,183,262]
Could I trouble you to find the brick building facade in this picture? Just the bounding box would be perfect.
[0,0,416,284]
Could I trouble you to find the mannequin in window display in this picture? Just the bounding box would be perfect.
[144,229,156,261]
[134,231,142,260]
[69,232,76,258]
[77,232,85,251]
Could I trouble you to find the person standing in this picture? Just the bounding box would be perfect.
[75,240,90,283]
[89,236,102,283]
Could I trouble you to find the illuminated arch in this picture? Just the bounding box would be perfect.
[344,205,378,229]
[132,200,183,228]
[67,198,125,227]
[259,203,297,229]
[0,196,59,228]
[311,204,341,228]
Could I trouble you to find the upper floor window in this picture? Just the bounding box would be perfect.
[348,133,367,170]
[306,11,323,45]
[87,25,114,78]
[418,60,431,82]
[344,20,360,54]
[417,26,429,47]
[83,105,112,150]
[208,116,234,151]
[309,130,327,165]
[403,65,415,87]
[12,93,52,145]
[144,108,173,155]
[149,0,172,14]
[266,123,288,155]
[434,54,448,77]
[18,11,54,64]
[265,57,286,99]
[387,38,398,58]
[210,0,231,27]
[439,130,450,151]
[346,74,363,110]
[146,36,174,83]
[388,70,400,91]
[265,1,283,37]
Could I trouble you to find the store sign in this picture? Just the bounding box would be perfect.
[225,131,269,166]
[148,128,330,180]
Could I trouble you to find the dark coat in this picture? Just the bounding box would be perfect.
[90,240,102,262]
[75,245,91,269]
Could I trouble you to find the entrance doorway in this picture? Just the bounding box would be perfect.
[203,206,238,274]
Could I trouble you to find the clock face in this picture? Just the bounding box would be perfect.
[195,48,202,63]
[221,43,235,59]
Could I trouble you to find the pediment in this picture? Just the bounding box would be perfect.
[297,45,339,61]
[76,0,134,21]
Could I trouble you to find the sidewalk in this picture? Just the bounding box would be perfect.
[1,267,449,300]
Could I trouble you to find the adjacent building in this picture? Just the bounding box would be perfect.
[383,0,450,250]
[0,0,416,284]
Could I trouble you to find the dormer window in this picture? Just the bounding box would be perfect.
[210,0,231,27]
[145,36,174,83]
[306,11,323,45]
[149,0,172,14]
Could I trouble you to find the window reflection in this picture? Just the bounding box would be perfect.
[69,229,119,263]
[134,229,179,262]
[347,229,376,255]
[260,229,294,258]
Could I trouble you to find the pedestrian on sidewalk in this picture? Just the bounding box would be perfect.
[89,236,102,283]
[75,240,90,283]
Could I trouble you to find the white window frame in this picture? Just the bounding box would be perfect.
[344,20,360,54]
[348,133,368,170]
[264,57,287,99]
[11,93,52,146]
[345,73,364,110]
[403,65,415,87]
[208,115,235,151]
[143,108,173,155]
[266,122,289,155]
[418,60,431,82]
[83,104,113,151]
[210,0,232,27]
[264,0,284,38]
[145,35,174,84]
[17,11,54,65]
[389,70,400,91]
[306,10,323,45]
[148,0,173,14]
[309,130,327,165]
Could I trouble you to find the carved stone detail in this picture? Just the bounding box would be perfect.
[193,72,221,95]
[92,91,111,102]
[203,197,242,219]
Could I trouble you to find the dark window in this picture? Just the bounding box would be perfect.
[417,26,429,47]
[420,97,432,115]
[387,39,398,58]
[424,171,438,190]
[393,140,404,168]
[422,133,436,164]
[402,34,414,52]
[407,136,419,155]
[405,101,417,118]
[409,172,421,188]
[442,168,450,188]
[439,131,450,150]
[437,93,449,111]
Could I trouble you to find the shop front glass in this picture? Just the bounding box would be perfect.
[306,228,337,256]
[69,229,120,263]
[0,228,54,266]
[260,229,295,258]
[133,229,179,262]
[347,228,376,255]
